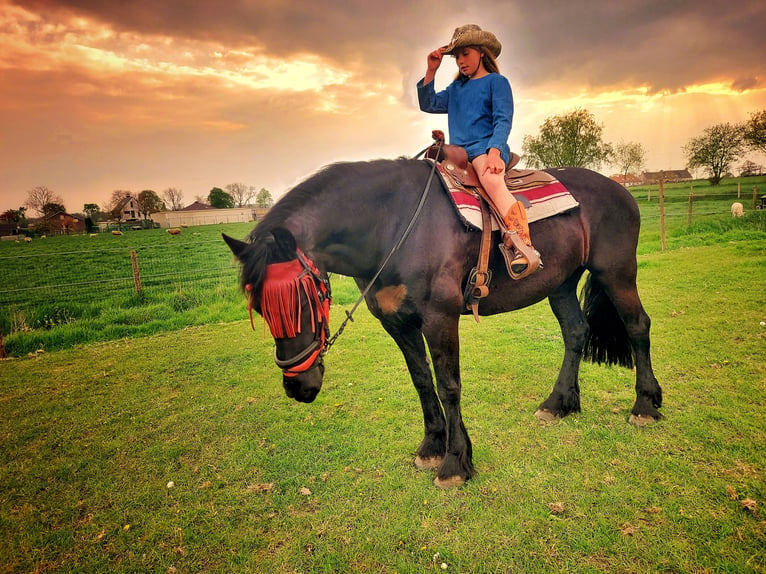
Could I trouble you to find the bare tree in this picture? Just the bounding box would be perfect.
[162,187,185,211]
[225,182,254,207]
[25,186,64,216]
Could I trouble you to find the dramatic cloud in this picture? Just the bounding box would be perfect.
[1,0,765,213]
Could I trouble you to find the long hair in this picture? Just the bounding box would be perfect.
[455,46,501,82]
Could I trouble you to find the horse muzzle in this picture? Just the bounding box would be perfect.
[282,362,325,403]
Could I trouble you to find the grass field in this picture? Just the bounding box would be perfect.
[1,204,765,570]
[1,175,764,356]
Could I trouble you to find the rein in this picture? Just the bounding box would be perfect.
[247,139,442,373]
[323,139,443,353]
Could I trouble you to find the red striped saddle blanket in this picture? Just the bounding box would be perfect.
[435,163,580,231]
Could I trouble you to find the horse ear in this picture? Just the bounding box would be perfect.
[222,233,249,260]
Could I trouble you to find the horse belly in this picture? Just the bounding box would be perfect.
[475,217,585,315]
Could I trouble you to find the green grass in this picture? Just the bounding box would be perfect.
[0,223,364,356]
[2,176,765,356]
[1,238,765,572]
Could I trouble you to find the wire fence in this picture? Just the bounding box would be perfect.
[0,238,241,338]
[0,185,762,354]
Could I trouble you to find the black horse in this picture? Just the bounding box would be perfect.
[223,158,662,488]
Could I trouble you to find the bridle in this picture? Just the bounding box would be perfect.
[246,249,331,377]
[245,137,443,376]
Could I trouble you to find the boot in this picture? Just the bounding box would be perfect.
[499,201,542,280]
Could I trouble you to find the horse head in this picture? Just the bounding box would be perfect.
[223,228,331,403]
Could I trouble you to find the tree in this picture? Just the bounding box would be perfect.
[25,186,64,216]
[739,160,763,177]
[42,202,66,216]
[137,190,165,218]
[83,203,100,218]
[683,122,747,185]
[522,109,613,170]
[255,187,274,208]
[743,109,766,153]
[225,183,254,207]
[162,187,185,211]
[1,207,26,222]
[612,141,646,180]
[208,187,234,208]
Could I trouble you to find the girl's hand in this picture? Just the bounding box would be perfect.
[426,48,445,73]
[483,148,506,175]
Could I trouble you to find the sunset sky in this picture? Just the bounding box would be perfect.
[1,0,765,215]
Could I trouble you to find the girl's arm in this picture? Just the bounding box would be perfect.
[417,48,450,113]
[423,48,445,85]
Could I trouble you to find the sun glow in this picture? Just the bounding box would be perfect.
[0,3,352,96]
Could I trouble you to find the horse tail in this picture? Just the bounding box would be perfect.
[580,273,635,368]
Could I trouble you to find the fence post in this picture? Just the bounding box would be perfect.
[659,177,666,252]
[131,250,142,294]
[738,181,741,199]
[753,186,759,211]
[0,326,5,359]
[688,186,694,226]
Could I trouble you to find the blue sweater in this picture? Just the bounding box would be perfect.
[417,73,513,165]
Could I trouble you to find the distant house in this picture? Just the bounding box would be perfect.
[117,196,143,221]
[610,174,643,187]
[32,211,86,235]
[181,200,213,211]
[641,170,693,185]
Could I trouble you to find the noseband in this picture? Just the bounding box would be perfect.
[246,249,331,377]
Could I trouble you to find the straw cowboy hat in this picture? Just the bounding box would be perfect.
[442,24,502,58]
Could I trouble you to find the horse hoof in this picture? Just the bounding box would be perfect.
[629,414,659,427]
[433,475,465,489]
[534,409,559,422]
[415,456,443,471]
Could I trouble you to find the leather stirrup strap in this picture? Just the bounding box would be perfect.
[465,197,493,323]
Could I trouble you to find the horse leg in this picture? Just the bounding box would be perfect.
[423,314,474,488]
[596,270,663,425]
[378,319,447,469]
[536,274,587,420]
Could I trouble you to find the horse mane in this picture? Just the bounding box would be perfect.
[239,158,418,302]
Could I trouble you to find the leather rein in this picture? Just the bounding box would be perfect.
[250,140,444,376]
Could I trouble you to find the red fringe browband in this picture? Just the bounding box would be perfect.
[260,259,321,339]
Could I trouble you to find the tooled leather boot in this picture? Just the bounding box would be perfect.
[500,201,542,279]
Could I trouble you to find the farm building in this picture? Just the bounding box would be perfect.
[610,174,643,187]
[150,204,258,228]
[0,221,18,238]
[31,211,86,235]
[641,170,693,184]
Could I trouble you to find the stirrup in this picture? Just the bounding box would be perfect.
[499,231,542,280]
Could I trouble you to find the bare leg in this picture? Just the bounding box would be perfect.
[472,154,516,215]
[472,154,541,279]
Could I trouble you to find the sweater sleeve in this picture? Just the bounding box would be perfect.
[486,75,513,153]
[417,78,449,113]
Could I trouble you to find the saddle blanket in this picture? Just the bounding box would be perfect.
[447,176,579,231]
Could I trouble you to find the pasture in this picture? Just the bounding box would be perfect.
[0,175,763,356]
[1,209,765,570]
